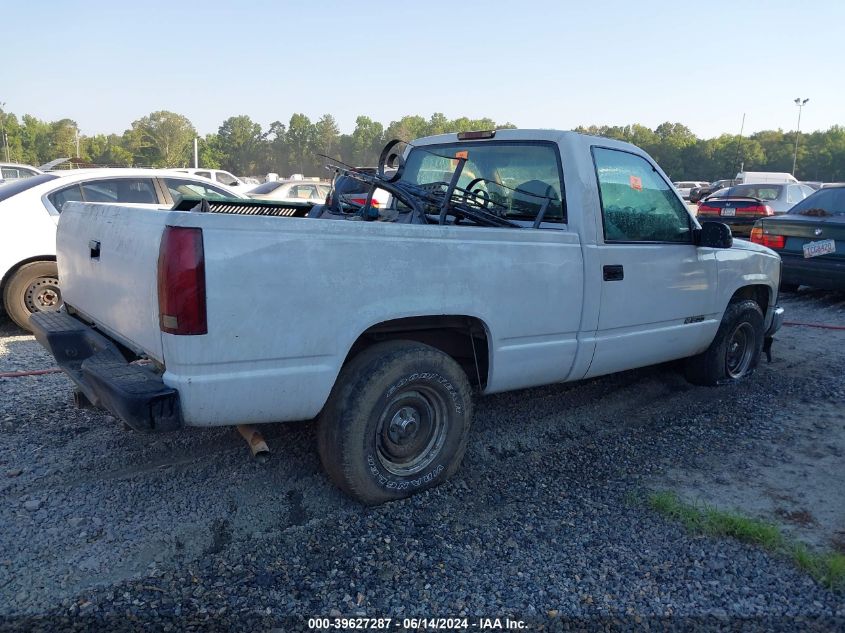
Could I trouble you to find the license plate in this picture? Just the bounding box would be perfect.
[803,239,836,258]
[721,207,736,217]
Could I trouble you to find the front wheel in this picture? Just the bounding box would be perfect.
[685,299,765,386]
[317,341,473,505]
[2,261,62,331]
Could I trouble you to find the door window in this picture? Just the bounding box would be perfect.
[593,147,692,243]
[48,184,84,211]
[80,178,157,204]
[289,184,319,199]
[215,171,239,186]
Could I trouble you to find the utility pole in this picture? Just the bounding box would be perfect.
[792,98,809,176]
[733,112,745,176]
[193,137,199,168]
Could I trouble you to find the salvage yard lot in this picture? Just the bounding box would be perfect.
[1,291,844,628]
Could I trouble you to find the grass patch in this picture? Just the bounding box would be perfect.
[647,490,845,591]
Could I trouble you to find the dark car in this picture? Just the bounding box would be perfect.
[750,185,845,291]
[696,183,814,236]
[689,179,738,204]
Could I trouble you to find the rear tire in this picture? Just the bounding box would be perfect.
[685,299,764,386]
[317,341,473,505]
[2,261,62,332]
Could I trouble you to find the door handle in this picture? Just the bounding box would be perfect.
[89,240,101,260]
[603,264,624,281]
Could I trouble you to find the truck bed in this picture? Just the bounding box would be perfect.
[56,202,585,426]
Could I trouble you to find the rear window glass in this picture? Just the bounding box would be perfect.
[720,185,782,200]
[164,178,234,201]
[334,175,373,196]
[249,181,284,194]
[788,187,845,216]
[0,173,58,202]
[401,141,565,222]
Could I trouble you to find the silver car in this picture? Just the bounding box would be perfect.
[696,182,816,236]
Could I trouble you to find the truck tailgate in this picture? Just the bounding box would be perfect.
[57,202,166,361]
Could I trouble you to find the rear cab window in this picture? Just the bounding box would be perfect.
[400,140,566,223]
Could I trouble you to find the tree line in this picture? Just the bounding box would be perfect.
[1,107,843,182]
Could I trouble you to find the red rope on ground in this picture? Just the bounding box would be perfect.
[783,321,845,331]
[0,359,152,379]
[0,368,63,378]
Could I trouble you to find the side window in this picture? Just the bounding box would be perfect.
[787,185,812,204]
[195,171,211,179]
[48,184,84,212]
[163,178,233,201]
[289,185,318,199]
[593,147,692,243]
[215,172,239,186]
[80,178,157,204]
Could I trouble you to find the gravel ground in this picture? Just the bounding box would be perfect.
[1,291,844,631]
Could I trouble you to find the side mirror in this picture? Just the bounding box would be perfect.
[695,221,733,248]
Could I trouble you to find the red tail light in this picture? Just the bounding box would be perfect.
[750,227,785,249]
[157,226,207,335]
[737,204,775,216]
[697,204,719,215]
[349,197,380,208]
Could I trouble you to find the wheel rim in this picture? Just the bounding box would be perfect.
[376,386,448,476]
[24,275,62,314]
[726,321,755,378]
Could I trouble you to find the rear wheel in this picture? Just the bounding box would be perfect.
[3,261,62,331]
[317,341,473,505]
[685,299,764,386]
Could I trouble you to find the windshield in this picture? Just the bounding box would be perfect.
[788,187,845,216]
[0,173,59,202]
[401,141,565,221]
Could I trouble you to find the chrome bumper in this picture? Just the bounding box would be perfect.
[766,306,785,337]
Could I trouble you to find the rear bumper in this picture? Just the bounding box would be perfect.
[780,253,845,290]
[29,311,182,432]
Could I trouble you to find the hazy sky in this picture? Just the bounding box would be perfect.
[3,0,841,139]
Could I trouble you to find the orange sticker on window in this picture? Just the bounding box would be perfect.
[455,151,468,160]
[629,175,643,191]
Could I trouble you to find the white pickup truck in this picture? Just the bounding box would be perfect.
[31,129,784,504]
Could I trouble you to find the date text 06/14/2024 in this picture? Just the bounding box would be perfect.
[307,617,527,630]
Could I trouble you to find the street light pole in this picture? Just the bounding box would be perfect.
[792,97,809,176]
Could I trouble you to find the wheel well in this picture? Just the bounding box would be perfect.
[344,316,490,389]
[730,284,770,315]
[1,256,57,300]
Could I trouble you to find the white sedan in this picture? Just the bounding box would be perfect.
[247,179,331,203]
[170,168,255,194]
[0,168,243,331]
